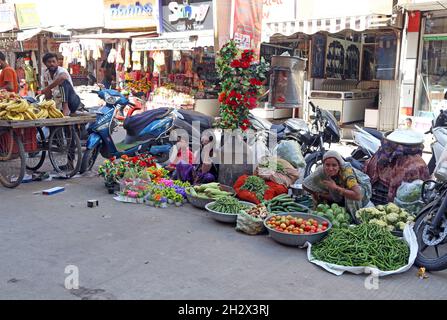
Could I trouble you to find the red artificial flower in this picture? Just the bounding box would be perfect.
[235,93,242,100]
[240,124,249,131]
[249,78,262,86]
[229,99,238,106]
[248,97,257,109]
[242,119,250,125]
[240,61,250,69]
[230,60,241,68]
[218,92,226,102]
[229,90,237,98]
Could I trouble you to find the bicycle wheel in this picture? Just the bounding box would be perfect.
[0,130,26,188]
[48,126,82,178]
[26,127,46,171]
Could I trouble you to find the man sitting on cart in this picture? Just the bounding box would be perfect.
[41,53,80,116]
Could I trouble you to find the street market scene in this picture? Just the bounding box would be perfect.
[0,0,447,301]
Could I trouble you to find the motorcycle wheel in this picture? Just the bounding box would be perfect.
[79,146,100,174]
[414,204,447,271]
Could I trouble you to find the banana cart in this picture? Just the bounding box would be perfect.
[0,114,96,188]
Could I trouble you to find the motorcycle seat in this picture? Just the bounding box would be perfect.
[177,109,214,131]
[364,127,383,140]
[271,123,286,133]
[123,107,171,137]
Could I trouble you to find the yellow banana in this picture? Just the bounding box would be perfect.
[6,112,24,121]
[0,110,7,118]
[49,107,64,118]
[24,110,37,120]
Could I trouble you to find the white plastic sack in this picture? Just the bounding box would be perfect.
[396,180,423,203]
[273,140,305,169]
[306,225,418,277]
[435,148,447,181]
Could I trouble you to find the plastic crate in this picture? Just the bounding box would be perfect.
[0,128,37,154]
[371,181,389,206]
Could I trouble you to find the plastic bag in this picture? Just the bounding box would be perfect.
[394,197,424,215]
[235,211,266,235]
[306,225,418,277]
[396,180,423,203]
[255,157,300,188]
[273,140,305,169]
[435,148,447,181]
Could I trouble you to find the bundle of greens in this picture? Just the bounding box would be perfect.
[240,176,268,201]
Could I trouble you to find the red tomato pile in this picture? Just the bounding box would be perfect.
[266,215,329,234]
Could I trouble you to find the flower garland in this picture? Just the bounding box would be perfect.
[216,40,269,131]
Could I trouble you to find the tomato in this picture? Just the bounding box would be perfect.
[290,220,296,225]
[300,224,306,229]
[280,223,287,229]
[318,224,323,229]
[275,221,281,226]
[304,225,312,232]
[299,228,304,233]
[322,226,327,231]
[306,221,312,226]
[317,228,323,233]
[313,222,318,227]
[296,218,303,224]
[322,221,329,227]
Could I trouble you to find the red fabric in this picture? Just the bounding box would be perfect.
[408,11,421,33]
[0,66,18,93]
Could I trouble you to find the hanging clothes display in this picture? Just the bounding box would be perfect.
[124,41,131,70]
[131,51,142,71]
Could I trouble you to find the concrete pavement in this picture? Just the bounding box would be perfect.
[1,171,447,300]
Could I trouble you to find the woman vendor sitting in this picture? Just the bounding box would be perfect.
[303,150,372,215]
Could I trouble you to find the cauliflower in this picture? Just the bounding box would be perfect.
[399,210,409,220]
[397,222,407,231]
[376,205,385,211]
[387,225,395,232]
[386,212,400,223]
[369,219,388,227]
[385,203,400,214]
[406,215,415,223]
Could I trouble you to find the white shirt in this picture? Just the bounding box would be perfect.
[43,66,73,97]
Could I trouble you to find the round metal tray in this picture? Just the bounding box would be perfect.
[205,201,255,223]
[264,213,332,247]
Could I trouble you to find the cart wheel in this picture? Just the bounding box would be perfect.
[26,127,46,171]
[0,130,26,188]
[48,126,82,178]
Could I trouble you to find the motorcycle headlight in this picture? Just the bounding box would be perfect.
[104,93,120,105]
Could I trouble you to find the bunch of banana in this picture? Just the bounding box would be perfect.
[38,99,64,119]
[0,99,38,121]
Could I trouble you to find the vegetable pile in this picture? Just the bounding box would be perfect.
[240,176,268,201]
[264,194,308,214]
[209,196,251,214]
[311,224,410,271]
[244,204,269,219]
[186,183,233,200]
[266,215,329,234]
[313,203,351,228]
[355,203,415,232]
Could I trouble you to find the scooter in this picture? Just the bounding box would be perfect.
[79,89,176,173]
[426,109,447,174]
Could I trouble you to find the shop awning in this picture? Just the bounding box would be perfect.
[72,31,157,40]
[265,14,397,37]
[131,31,215,51]
[397,0,447,11]
[17,27,71,41]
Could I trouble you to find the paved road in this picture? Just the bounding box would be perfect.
[1,171,447,300]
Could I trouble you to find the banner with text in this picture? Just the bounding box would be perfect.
[232,0,263,59]
[104,0,158,30]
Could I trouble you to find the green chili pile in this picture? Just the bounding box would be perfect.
[311,224,410,271]
[209,196,251,214]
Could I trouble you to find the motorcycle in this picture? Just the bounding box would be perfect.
[426,109,447,174]
[249,102,341,168]
[414,175,447,271]
[80,89,175,173]
[350,125,382,163]
[300,102,342,177]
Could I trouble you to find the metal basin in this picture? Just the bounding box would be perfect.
[205,201,255,224]
[264,213,332,247]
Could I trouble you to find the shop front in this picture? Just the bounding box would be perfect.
[130,0,220,116]
[262,0,403,130]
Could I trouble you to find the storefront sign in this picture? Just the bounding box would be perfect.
[0,3,17,32]
[15,3,41,30]
[104,0,158,29]
[23,39,39,51]
[262,0,295,22]
[161,0,214,33]
[132,37,194,51]
[232,0,263,59]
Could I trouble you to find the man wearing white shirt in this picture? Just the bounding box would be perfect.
[41,53,79,116]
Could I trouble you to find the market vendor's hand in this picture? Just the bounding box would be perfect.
[41,88,52,100]
[322,178,338,191]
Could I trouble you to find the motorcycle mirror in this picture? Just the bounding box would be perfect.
[422,180,438,204]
